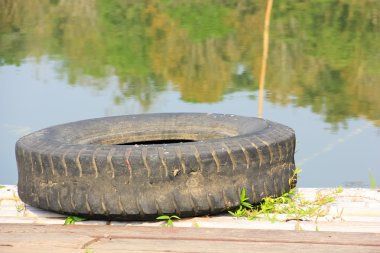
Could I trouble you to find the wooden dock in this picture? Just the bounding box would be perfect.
[1,186,379,252]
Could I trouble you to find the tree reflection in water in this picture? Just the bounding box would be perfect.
[0,0,379,128]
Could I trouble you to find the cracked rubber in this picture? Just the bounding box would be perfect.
[16,113,296,220]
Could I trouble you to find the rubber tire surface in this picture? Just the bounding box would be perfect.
[16,113,296,220]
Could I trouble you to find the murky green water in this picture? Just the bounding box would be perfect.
[1,0,379,187]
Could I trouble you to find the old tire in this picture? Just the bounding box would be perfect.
[16,113,296,220]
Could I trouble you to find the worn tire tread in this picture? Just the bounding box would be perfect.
[16,113,296,220]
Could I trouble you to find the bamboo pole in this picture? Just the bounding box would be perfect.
[258,0,273,118]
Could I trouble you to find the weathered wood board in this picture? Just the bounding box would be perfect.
[1,224,380,253]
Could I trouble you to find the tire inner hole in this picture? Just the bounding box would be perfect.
[116,139,196,145]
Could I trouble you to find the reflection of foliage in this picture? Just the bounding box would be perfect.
[96,0,167,109]
[0,0,27,66]
[268,0,380,126]
[0,0,379,127]
[98,0,152,79]
[167,1,233,42]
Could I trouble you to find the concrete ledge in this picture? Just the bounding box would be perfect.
[1,185,379,233]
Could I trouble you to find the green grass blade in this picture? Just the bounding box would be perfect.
[156,215,170,220]
[72,216,85,221]
[369,171,376,189]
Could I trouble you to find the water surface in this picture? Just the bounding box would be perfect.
[1,0,379,187]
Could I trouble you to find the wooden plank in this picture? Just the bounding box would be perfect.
[92,238,380,253]
[1,224,379,253]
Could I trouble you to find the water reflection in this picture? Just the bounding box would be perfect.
[1,0,379,128]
